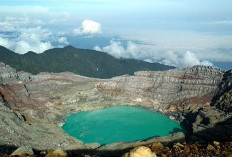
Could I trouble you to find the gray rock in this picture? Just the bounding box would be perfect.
[10,146,34,156]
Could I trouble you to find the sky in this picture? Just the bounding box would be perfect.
[0,0,232,70]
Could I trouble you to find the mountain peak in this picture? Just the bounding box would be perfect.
[64,45,76,49]
[25,51,38,55]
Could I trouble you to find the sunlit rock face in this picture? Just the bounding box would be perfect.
[97,66,224,111]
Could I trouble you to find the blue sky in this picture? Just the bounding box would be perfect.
[0,0,231,69]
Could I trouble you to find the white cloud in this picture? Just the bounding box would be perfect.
[0,6,50,17]
[119,30,232,51]
[94,40,128,58]
[94,40,214,68]
[0,37,12,49]
[0,6,71,52]
[94,46,101,51]
[116,30,232,63]
[58,37,69,45]
[18,27,52,41]
[14,40,53,54]
[0,26,54,54]
[0,21,15,32]
[73,19,102,35]
[0,9,70,54]
[94,40,141,59]
[14,26,53,54]
[0,6,70,28]
[183,51,213,67]
[163,51,213,67]
[206,20,232,25]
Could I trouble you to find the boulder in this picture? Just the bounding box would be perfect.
[213,141,220,147]
[10,146,34,156]
[123,146,156,157]
[45,148,67,157]
[206,144,215,151]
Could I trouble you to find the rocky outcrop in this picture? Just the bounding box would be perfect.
[0,102,84,150]
[212,70,232,112]
[0,63,31,84]
[0,62,231,154]
[181,106,232,142]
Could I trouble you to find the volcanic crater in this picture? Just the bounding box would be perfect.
[0,62,231,156]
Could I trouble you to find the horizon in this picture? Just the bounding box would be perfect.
[1,44,230,72]
[0,0,231,70]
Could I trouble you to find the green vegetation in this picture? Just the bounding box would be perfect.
[0,45,174,78]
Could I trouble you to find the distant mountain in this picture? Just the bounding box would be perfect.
[0,45,174,78]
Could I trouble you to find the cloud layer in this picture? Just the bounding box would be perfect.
[73,19,102,35]
[0,6,71,54]
[0,23,71,54]
[94,40,214,67]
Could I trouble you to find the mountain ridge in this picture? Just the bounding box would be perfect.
[0,45,174,78]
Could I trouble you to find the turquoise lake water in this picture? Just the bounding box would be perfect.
[62,106,184,145]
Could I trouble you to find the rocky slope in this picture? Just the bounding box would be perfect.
[0,62,231,156]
